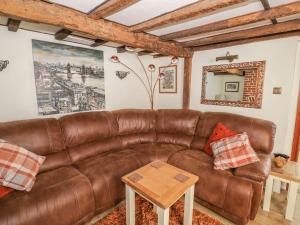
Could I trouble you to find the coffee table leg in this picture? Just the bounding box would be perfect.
[157,207,169,225]
[286,181,298,220]
[184,185,195,225]
[126,185,135,225]
[263,175,274,211]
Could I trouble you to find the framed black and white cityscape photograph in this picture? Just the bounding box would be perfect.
[32,40,105,115]
[159,65,177,93]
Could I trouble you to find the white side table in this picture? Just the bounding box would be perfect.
[263,161,300,220]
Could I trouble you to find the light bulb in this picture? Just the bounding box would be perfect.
[148,64,156,72]
[110,55,120,63]
[171,56,179,64]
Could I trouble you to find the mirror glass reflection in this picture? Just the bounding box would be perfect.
[205,69,245,102]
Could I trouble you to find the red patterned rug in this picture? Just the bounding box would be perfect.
[93,196,224,225]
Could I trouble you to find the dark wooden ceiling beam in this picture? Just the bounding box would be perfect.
[117,46,127,53]
[183,19,300,47]
[7,18,21,32]
[160,2,300,40]
[260,0,278,24]
[0,0,192,57]
[54,28,72,40]
[130,0,248,32]
[192,30,300,51]
[138,50,153,56]
[183,57,193,109]
[89,0,139,19]
[153,54,169,58]
[90,39,107,47]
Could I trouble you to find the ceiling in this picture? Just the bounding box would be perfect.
[1,0,299,54]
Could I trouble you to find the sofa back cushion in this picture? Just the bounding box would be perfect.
[113,109,156,147]
[191,112,276,154]
[0,118,68,173]
[60,111,121,162]
[156,109,201,147]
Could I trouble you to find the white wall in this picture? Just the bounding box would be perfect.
[190,37,300,155]
[0,27,184,122]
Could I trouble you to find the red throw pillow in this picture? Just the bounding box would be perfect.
[0,186,13,198]
[204,123,237,156]
[211,132,260,170]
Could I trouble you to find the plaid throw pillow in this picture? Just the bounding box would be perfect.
[0,139,45,191]
[211,133,259,170]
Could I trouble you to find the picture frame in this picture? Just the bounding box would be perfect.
[32,40,105,115]
[225,82,240,92]
[159,65,177,93]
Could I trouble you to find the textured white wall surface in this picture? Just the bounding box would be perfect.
[190,37,300,155]
[0,27,184,121]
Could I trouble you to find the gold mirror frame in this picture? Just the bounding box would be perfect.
[201,61,266,108]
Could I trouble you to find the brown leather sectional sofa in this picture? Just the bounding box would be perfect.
[0,109,275,225]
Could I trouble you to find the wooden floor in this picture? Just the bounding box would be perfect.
[87,191,300,225]
[194,191,300,225]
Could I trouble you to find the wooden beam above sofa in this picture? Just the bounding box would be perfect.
[88,0,139,19]
[160,2,300,41]
[0,0,192,58]
[117,46,127,53]
[192,30,300,51]
[138,50,152,56]
[7,18,21,32]
[90,39,107,47]
[183,57,193,109]
[55,29,72,40]
[183,20,300,47]
[130,0,248,32]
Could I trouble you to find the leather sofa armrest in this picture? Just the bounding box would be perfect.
[234,153,271,182]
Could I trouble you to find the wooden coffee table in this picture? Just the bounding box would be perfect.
[122,161,199,225]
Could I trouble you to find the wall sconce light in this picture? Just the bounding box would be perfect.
[0,60,9,72]
[216,52,238,62]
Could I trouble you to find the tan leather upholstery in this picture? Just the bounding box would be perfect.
[129,143,186,163]
[192,112,276,154]
[60,111,121,163]
[234,153,272,182]
[156,109,201,147]
[0,109,276,225]
[0,118,69,173]
[168,150,253,225]
[113,109,156,147]
[0,167,94,225]
[75,149,144,213]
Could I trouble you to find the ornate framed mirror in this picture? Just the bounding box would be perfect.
[201,61,266,108]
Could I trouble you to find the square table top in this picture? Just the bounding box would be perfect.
[271,161,300,183]
[122,161,199,209]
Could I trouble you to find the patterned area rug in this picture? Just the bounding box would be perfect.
[93,196,224,225]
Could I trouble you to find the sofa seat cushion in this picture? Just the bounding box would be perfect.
[168,150,253,221]
[234,153,271,182]
[168,150,231,208]
[168,149,214,168]
[0,166,95,225]
[129,143,186,163]
[75,149,145,213]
